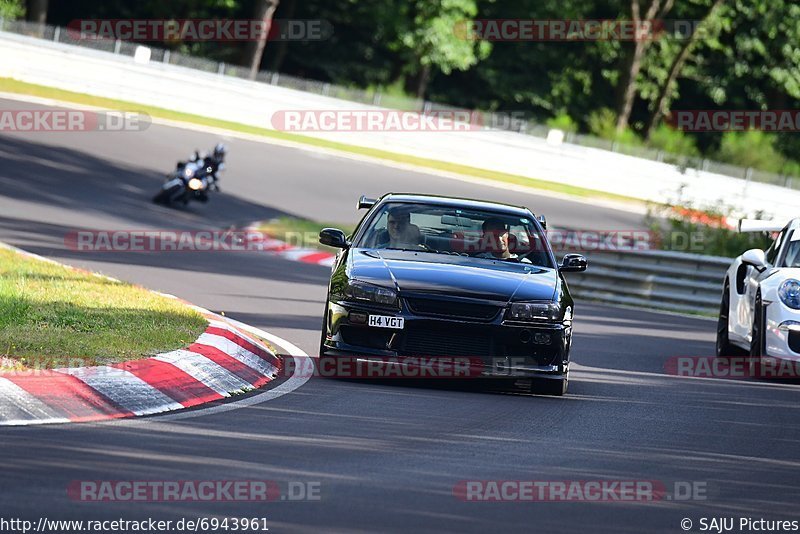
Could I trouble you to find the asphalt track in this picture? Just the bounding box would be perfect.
[1,97,799,533]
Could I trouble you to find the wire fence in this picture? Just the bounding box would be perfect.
[2,18,798,191]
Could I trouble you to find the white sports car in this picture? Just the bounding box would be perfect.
[716,218,800,371]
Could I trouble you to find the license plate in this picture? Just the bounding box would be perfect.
[368,315,405,329]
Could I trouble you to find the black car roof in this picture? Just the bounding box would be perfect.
[377,193,534,218]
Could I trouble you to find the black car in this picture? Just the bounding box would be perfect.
[318,193,587,395]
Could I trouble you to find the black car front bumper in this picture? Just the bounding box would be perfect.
[321,298,571,380]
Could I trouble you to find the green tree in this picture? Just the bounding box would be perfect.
[244,0,279,79]
[642,0,726,138]
[614,0,676,133]
[716,131,787,173]
[0,0,25,19]
[394,0,490,99]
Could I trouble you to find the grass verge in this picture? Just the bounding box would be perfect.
[257,217,355,252]
[0,247,208,369]
[0,77,644,206]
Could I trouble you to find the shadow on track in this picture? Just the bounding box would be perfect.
[0,134,289,229]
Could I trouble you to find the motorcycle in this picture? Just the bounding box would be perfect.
[152,157,221,206]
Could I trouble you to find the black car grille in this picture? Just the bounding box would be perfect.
[340,326,394,350]
[405,298,500,321]
[401,326,493,358]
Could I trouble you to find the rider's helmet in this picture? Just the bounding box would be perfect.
[213,143,227,162]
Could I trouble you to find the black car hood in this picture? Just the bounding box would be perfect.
[348,249,557,303]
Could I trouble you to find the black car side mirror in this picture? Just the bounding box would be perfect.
[560,253,587,273]
[320,228,349,249]
[357,195,377,210]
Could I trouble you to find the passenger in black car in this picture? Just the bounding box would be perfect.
[380,207,422,249]
[476,218,531,263]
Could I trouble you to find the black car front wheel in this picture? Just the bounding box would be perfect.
[318,305,329,359]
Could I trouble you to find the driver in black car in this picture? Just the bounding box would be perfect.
[476,218,531,263]
[380,207,422,249]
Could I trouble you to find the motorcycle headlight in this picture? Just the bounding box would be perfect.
[183,167,194,178]
[187,178,203,191]
[508,301,561,322]
[345,280,397,306]
[779,279,800,310]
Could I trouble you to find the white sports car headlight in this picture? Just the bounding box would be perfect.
[779,279,800,310]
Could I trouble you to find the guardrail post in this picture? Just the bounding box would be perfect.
[163,49,170,63]
[323,83,330,96]
[53,26,60,42]
[270,72,279,85]
[114,39,121,54]
[372,92,382,106]
[217,62,225,75]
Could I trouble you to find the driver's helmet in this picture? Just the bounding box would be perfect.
[213,143,227,162]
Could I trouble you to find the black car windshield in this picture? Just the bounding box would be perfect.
[354,202,555,269]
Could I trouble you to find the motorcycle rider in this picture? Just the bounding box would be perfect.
[176,143,226,192]
[203,143,226,191]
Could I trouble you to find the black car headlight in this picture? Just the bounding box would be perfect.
[345,280,398,306]
[508,301,561,322]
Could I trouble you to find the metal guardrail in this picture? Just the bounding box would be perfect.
[1,17,799,191]
[565,249,730,316]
